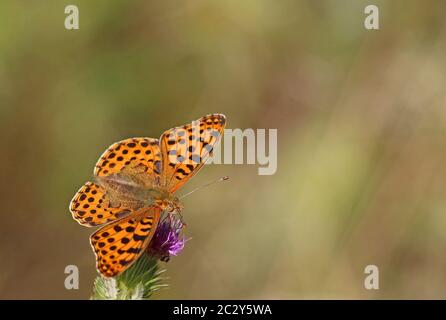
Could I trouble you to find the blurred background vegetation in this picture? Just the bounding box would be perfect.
[1,0,446,299]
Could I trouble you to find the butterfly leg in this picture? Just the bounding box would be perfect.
[166,209,187,227]
[175,209,187,227]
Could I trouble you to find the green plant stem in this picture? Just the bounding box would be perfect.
[91,255,167,300]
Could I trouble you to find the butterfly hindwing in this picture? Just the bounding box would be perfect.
[90,206,161,277]
[70,182,133,227]
[160,114,226,193]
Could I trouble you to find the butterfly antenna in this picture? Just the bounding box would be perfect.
[179,176,229,200]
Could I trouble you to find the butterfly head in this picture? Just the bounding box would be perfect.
[155,196,183,213]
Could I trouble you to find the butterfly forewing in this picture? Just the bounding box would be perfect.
[90,206,161,277]
[160,114,226,193]
[94,137,162,188]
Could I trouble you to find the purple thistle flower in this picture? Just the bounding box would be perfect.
[148,215,187,261]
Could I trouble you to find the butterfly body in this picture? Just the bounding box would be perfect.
[70,114,226,277]
[95,175,180,211]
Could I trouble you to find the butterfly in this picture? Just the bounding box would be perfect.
[69,114,226,277]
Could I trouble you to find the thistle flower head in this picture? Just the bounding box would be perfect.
[148,215,187,261]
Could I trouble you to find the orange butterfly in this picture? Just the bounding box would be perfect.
[69,114,226,277]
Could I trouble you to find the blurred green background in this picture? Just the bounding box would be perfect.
[1,0,446,299]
